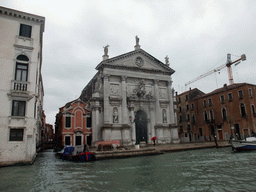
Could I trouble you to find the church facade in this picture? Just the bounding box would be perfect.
[80,38,179,146]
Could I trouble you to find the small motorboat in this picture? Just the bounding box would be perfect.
[231,137,256,152]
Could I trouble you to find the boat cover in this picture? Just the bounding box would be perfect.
[62,146,74,160]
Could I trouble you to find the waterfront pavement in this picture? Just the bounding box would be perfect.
[91,141,231,160]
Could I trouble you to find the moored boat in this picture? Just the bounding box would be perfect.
[231,137,256,151]
[56,145,95,161]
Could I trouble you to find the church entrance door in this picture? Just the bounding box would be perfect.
[135,110,148,144]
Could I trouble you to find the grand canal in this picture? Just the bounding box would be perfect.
[1,147,256,192]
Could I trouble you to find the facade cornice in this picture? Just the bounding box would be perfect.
[0,6,45,31]
[98,64,173,75]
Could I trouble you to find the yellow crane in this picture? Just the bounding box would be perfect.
[185,54,246,87]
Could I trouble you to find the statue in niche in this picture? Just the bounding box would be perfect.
[162,109,167,123]
[103,45,110,55]
[113,107,118,123]
[137,79,146,98]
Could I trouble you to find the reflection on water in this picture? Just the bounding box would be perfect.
[1,148,256,192]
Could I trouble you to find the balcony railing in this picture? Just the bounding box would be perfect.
[12,80,29,92]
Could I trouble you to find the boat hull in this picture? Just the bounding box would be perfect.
[56,152,95,161]
[231,140,256,152]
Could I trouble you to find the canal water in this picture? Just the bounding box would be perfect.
[1,147,256,192]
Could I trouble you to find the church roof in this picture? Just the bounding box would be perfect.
[95,48,175,75]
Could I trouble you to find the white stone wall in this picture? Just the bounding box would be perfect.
[0,7,45,166]
[91,53,179,145]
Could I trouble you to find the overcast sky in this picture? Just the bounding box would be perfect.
[2,0,256,126]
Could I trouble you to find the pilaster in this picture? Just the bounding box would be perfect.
[103,74,110,124]
[121,76,128,124]
[154,79,161,124]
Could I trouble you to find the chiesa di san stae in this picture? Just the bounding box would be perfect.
[80,36,180,147]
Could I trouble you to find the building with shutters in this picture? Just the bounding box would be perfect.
[0,7,45,166]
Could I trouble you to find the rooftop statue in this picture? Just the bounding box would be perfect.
[165,55,169,66]
[103,45,109,55]
[135,35,139,46]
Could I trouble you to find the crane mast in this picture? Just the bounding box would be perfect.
[185,54,246,87]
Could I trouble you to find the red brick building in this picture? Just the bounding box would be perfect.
[176,88,205,142]
[176,83,256,142]
[55,99,92,148]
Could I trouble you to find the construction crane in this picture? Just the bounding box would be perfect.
[185,54,246,87]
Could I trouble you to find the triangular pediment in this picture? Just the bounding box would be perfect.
[95,49,175,75]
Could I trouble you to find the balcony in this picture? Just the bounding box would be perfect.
[14,35,34,50]
[11,80,29,93]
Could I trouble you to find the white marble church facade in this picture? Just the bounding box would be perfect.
[80,37,180,146]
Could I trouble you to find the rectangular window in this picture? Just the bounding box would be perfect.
[203,100,207,107]
[178,97,181,103]
[187,114,190,121]
[86,117,92,128]
[249,88,253,97]
[179,106,182,112]
[192,114,195,123]
[12,100,26,116]
[65,136,70,145]
[75,136,82,146]
[65,116,71,128]
[186,104,189,110]
[228,93,233,101]
[252,105,256,114]
[191,103,194,110]
[209,110,214,122]
[208,98,212,106]
[220,95,225,103]
[15,64,28,81]
[185,95,189,101]
[9,129,24,141]
[179,116,182,122]
[238,90,244,99]
[19,24,32,38]
[187,124,191,131]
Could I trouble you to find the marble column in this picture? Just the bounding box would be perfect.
[154,79,161,124]
[103,75,110,124]
[121,76,128,124]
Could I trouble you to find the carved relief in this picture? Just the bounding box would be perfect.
[159,88,167,99]
[110,84,120,95]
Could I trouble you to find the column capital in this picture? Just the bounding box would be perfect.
[103,74,110,81]
[167,80,173,86]
[121,76,127,82]
[154,79,159,85]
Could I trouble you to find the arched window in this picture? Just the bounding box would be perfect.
[240,103,246,117]
[222,108,227,120]
[15,55,29,81]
